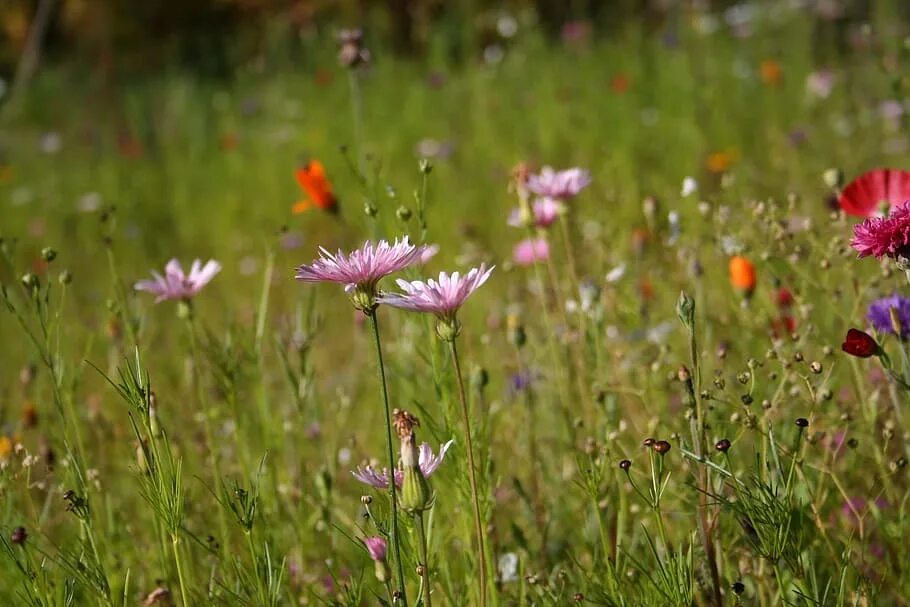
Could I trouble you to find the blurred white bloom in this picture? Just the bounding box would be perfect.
[646,321,676,344]
[497,15,518,38]
[483,44,504,64]
[40,132,62,154]
[498,552,519,582]
[78,192,102,213]
[720,235,744,255]
[337,447,352,465]
[681,177,698,197]
[667,210,681,245]
[605,263,626,283]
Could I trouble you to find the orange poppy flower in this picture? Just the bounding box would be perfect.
[610,73,630,94]
[729,256,756,294]
[760,60,782,86]
[706,150,736,174]
[293,161,339,214]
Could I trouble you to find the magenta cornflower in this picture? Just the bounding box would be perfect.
[363,536,388,562]
[376,265,493,321]
[294,237,425,310]
[512,237,550,266]
[508,197,563,228]
[352,440,454,489]
[135,259,221,302]
[851,201,910,259]
[525,166,591,200]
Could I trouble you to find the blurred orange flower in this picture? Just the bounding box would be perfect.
[729,256,756,294]
[293,161,339,214]
[760,60,782,86]
[610,73,630,94]
[706,150,736,174]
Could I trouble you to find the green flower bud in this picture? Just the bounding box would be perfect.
[399,437,433,513]
[58,269,72,285]
[176,300,192,320]
[41,247,57,262]
[21,272,39,291]
[363,202,378,217]
[676,291,695,331]
[435,317,461,341]
[350,287,376,313]
[396,205,412,221]
[419,159,433,174]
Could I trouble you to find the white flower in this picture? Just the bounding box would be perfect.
[681,176,698,197]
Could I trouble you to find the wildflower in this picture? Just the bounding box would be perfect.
[498,552,519,583]
[610,73,630,94]
[681,176,698,197]
[292,161,338,214]
[841,328,880,357]
[867,294,910,339]
[508,197,562,228]
[840,168,910,218]
[525,167,591,200]
[728,256,756,296]
[337,29,370,68]
[376,264,494,340]
[351,440,454,489]
[806,69,835,99]
[295,238,425,312]
[363,536,391,583]
[706,150,735,173]
[759,59,782,86]
[512,237,549,266]
[135,259,221,303]
[10,527,26,545]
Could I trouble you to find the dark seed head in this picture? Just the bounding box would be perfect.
[642,437,655,447]
[653,440,672,454]
[573,593,584,602]
[732,581,745,595]
[619,459,632,471]
[10,527,27,545]
[715,439,731,452]
[795,417,809,428]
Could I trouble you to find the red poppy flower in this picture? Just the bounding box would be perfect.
[293,161,339,214]
[841,328,879,358]
[839,168,910,217]
[776,287,794,308]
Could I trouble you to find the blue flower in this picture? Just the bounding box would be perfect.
[867,294,910,339]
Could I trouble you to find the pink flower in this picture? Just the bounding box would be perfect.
[805,69,835,99]
[352,440,454,489]
[363,536,387,562]
[295,237,425,296]
[851,201,910,259]
[419,243,440,264]
[512,237,549,266]
[508,197,563,228]
[376,265,494,320]
[525,166,591,200]
[135,259,221,302]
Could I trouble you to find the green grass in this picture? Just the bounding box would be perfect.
[1,4,910,606]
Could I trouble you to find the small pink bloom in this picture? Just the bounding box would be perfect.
[419,243,440,264]
[805,69,835,99]
[135,259,221,302]
[352,440,454,489]
[508,197,563,228]
[295,237,425,294]
[512,237,549,266]
[851,201,910,259]
[525,166,591,200]
[376,265,494,320]
[363,536,387,562]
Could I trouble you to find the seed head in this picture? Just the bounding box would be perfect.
[715,439,731,452]
[618,459,631,471]
[10,526,27,545]
[795,417,809,428]
[653,440,671,455]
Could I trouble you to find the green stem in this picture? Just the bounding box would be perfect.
[448,339,488,607]
[415,513,433,607]
[368,311,408,606]
[172,534,191,607]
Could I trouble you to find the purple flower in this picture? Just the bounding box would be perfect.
[525,167,591,200]
[867,294,910,338]
[512,237,549,266]
[840,496,888,526]
[352,440,454,489]
[135,259,221,302]
[363,536,387,562]
[376,265,494,321]
[851,202,910,259]
[508,197,563,228]
[295,238,426,306]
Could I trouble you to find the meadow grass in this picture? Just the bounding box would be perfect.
[1,4,909,605]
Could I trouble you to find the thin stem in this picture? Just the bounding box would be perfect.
[448,338,488,607]
[415,513,433,607]
[172,534,191,607]
[368,311,408,606]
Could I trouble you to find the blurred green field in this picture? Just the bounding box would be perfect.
[2,3,910,606]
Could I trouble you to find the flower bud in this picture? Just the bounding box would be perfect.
[435,317,461,341]
[396,206,412,222]
[676,291,695,331]
[10,526,27,545]
[399,435,433,513]
[58,269,72,285]
[41,247,57,262]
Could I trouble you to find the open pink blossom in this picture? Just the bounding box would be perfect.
[352,440,454,489]
[508,197,563,228]
[851,201,910,259]
[376,265,494,320]
[526,166,591,199]
[512,237,550,266]
[363,536,387,562]
[135,259,221,302]
[295,237,425,297]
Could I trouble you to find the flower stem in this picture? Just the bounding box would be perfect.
[171,534,191,607]
[415,513,433,607]
[448,338,488,607]
[368,311,408,606]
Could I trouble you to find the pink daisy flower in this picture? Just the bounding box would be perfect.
[376,265,494,321]
[508,197,563,228]
[525,166,591,200]
[135,259,221,302]
[363,536,387,562]
[512,237,550,266]
[295,237,426,307]
[851,201,910,259]
[352,440,454,489]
